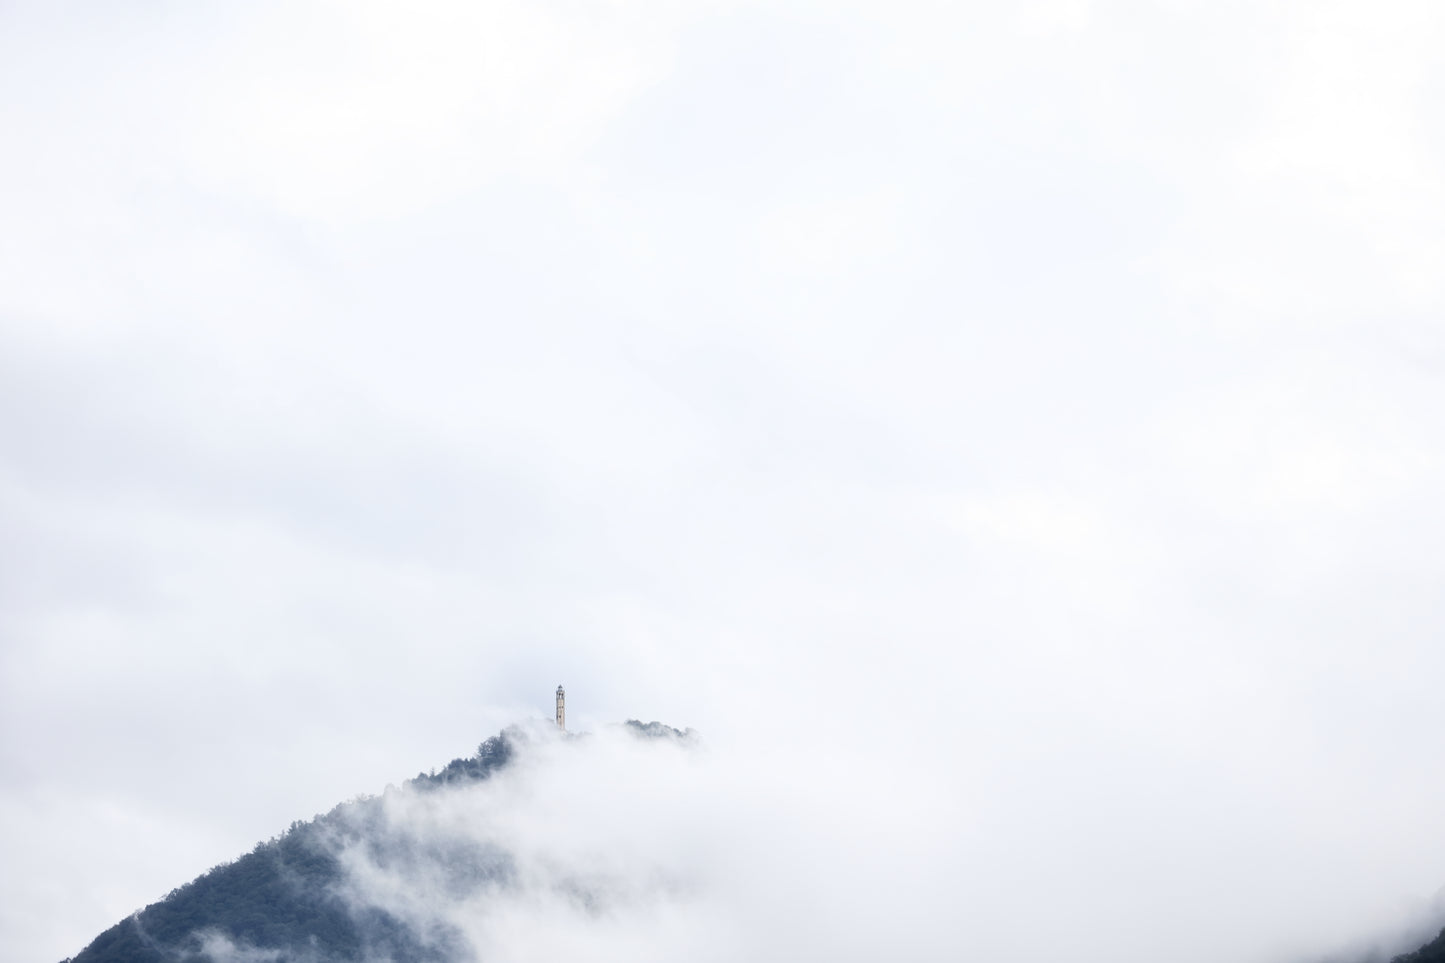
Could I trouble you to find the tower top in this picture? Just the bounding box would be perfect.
[555,685,566,731]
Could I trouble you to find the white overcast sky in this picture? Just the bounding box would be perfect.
[3,2,1445,962]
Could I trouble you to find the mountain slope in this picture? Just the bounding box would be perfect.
[1394,929,1445,963]
[64,731,519,963]
[59,719,1438,963]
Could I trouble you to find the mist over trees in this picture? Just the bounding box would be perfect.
[58,721,1445,963]
[1391,931,1445,963]
[63,731,519,963]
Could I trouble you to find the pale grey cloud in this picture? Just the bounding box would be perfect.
[3,2,1445,962]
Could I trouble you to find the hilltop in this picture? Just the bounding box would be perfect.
[57,717,1442,963]
[62,720,693,963]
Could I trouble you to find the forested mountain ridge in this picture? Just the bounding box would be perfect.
[61,721,692,963]
[58,718,1435,963]
[63,730,519,963]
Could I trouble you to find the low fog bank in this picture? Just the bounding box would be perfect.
[166,719,1445,963]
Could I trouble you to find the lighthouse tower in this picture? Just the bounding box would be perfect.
[555,685,565,731]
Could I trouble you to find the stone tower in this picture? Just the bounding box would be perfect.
[555,685,565,731]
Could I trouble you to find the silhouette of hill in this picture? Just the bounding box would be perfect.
[57,720,1443,963]
[63,731,517,963]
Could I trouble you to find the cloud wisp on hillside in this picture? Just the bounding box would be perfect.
[150,722,982,963]
[90,719,1445,963]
